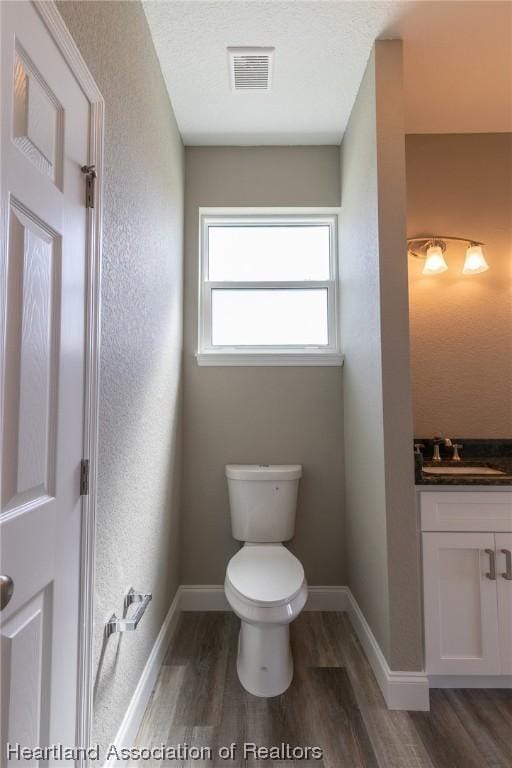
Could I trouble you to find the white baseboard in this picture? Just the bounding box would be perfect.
[180,584,229,611]
[178,583,428,710]
[429,675,512,689]
[179,584,349,612]
[104,588,181,767]
[101,581,512,728]
[105,581,428,756]
[345,589,430,711]
[305,585,348,611]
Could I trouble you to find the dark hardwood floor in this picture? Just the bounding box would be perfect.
[133,612,512,768]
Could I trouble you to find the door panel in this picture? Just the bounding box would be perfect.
[13,43,64,188]
[3,202,60,513]
[423,532,500,675]
[1,0,90,757]
[1,589,52,768]
[496,533,512,674]
[439,547,485,659]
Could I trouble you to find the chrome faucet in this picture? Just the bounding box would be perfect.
[451,443,463,462]
[432,434,452,462]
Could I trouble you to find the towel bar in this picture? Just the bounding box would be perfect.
[105,588,152,637]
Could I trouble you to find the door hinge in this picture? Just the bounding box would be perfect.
[81,164,97,209]
[80,459,90,496]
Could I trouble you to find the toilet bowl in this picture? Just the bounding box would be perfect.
[225,543,307,697]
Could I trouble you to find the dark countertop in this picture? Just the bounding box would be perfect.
[414,439,512,486]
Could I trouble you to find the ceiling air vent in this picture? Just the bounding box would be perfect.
[228,47,274,92]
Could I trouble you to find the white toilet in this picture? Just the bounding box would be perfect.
[224,464,307,697]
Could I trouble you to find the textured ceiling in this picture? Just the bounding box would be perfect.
[143,1,512,145]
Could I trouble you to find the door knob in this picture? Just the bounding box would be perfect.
[0,575,14,610]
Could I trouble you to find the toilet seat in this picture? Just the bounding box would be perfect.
[225,545,307,629]
[227,544,304,606]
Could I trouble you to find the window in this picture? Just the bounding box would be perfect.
[197,209,342,366]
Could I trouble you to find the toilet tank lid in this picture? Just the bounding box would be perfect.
[225,464,302,481]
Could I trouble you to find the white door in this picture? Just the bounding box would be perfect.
[1,0,90,759]
[496,533,512,674]
[423,532,501,675]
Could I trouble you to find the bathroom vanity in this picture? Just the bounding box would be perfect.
[416,442,512,685]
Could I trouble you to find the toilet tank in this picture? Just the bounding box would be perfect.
[225,465,302,542]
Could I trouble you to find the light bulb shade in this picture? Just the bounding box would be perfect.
[422,245,448,275]
[463,244,489,275]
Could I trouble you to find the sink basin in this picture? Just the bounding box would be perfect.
[423,466,506,476]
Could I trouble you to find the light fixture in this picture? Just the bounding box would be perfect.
[462,243,489,275]
[407,236,488,276]
[422,243,448,275]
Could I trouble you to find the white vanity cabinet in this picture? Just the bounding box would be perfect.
[420,491,512,677]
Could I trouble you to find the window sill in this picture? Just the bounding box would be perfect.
[195,352,344,367]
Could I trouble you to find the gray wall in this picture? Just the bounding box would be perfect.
[182,147,345,586]
[57,1,184,753]
[407,133,512,438]
[340,42,422,669]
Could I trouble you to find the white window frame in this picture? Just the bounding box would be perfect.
[197,208,343,366]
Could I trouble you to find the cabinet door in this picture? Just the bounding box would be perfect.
[423,532,500,674]
[496,533,512,674]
